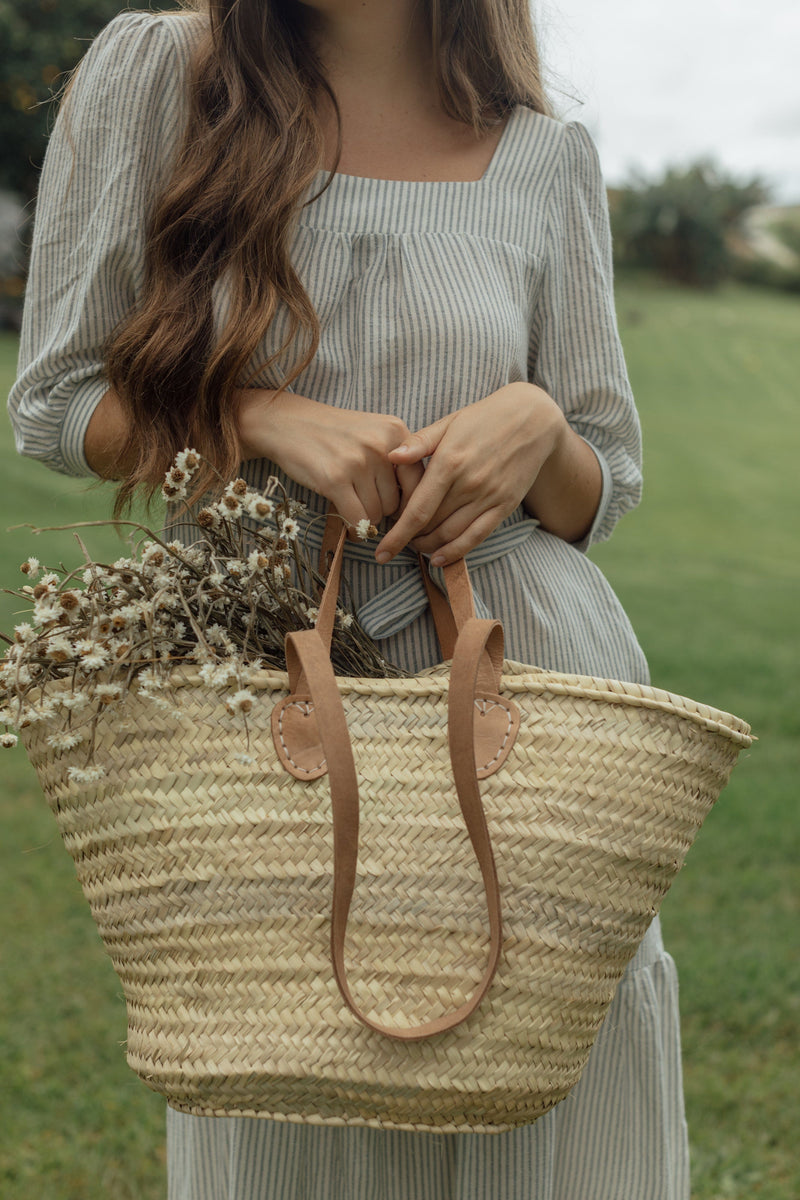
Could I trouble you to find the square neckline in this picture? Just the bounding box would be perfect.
[311,104,522,188]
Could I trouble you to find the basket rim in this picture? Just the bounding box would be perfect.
[167,658,754,748]
[13,659,753,749]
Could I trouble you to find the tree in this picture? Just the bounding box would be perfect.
[610,160,770,287]
[0,1,180,202]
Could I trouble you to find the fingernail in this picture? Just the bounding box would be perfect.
[394,444,409,453]
[376,551,391,564]
[430,555,446,567]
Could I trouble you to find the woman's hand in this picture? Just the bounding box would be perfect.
[236,389,423,535]
[374,382,602,565]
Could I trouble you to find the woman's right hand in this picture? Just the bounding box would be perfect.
[236,389,423,535]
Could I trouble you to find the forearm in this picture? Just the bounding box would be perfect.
[84,385,295,479]
[522,412,603,545]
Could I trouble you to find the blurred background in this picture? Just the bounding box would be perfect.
[1,2,798,1197]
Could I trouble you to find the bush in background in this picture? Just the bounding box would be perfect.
[0,0,181,202]
[730,255,800,295]
[610,160,769,287]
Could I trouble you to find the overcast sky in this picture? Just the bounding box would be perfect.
[534,0,800,203]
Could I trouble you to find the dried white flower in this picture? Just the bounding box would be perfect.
[280,516,300,541]
[33,599,61,626]
[247,550,268,574]
[225,688,255,715]
[162,475,187,502]
[59,691,90,711]
[153,590,180,611]
[46,730,85,751]
[244,493,274,520]
[79,648,110,672]
[199,661,239,689]
[304,605,320,623]
[45,635,75,663]
[182,546,206,568]
[5,663,32,687]
[13,623,35,644]
[173,448,200,476]
[219,493,243,519]
[20,557,40,577]
[95,683,123,703]
[197,506,222,531]
[0,733,18,749]
[206,625,233,648]
[20,699,60,725]
[143,693,179,714]
[141,543,166,567]
[67,765,106,784]
[337,611,355,629]
[137,668,165,692]
[114,604,143,627]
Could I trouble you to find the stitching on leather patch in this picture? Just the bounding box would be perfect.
[474,697,514,771]
[278,700,327,775]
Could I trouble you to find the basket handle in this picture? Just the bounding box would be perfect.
[273,526,519,783]
[314,506,478,663]
[283,589,507,1040]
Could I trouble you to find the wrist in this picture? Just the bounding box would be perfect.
[521,391,601,541]
[235,388,317,463]
[520,383,569,468]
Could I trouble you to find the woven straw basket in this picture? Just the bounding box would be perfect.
[20,525,752,1134]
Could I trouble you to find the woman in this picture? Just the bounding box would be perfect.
[9,2,689,1197]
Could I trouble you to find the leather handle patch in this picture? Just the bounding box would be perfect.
[271,695,328,780]
[274,691,519,782]
[474,693,520,778]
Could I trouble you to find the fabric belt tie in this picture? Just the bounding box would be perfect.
[300,516,540,641]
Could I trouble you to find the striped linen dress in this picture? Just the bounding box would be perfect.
[8,12,690,1199]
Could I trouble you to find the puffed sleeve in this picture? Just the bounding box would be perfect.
[529,120,642,549]
[7,12,199,478]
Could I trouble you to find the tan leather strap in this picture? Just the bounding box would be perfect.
[317,508,484,668]
[288,526,348,698]
[284,615,505,1040]
[417,551,458,661]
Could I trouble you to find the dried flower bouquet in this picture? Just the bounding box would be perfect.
[0,450,403,779]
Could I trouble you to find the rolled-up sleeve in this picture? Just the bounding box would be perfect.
[530,120,642,549]
[7,12,194,478]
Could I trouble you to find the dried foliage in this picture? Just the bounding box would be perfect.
[0,449,402,778]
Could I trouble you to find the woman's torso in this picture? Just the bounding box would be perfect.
[160,43,648,685]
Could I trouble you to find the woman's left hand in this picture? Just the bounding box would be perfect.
[374,382,568,566]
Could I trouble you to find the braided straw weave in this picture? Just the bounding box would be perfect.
[21,647,751,1133]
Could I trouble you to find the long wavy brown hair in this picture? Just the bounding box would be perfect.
[102,0,551,519]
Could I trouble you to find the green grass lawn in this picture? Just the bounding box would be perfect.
[1,277,798,1198]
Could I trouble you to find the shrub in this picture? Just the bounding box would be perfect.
[610,161,769,288]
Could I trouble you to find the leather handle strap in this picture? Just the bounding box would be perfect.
[284,616,505,1040]
[288,526,348,698]
[315,508,495,682]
